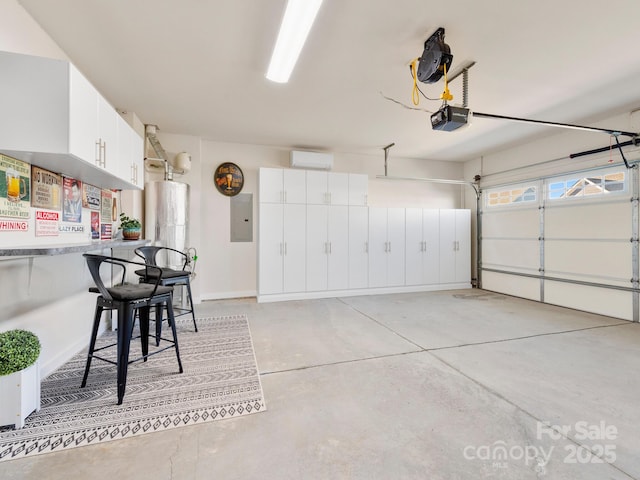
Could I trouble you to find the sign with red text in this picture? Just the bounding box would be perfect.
[35,210,60,237]
[0,219,28,231]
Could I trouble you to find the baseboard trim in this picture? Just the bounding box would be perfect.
[200,290,258,301]
[257,283,472,303]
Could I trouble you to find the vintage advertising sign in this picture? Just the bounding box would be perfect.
[214,162,244,196]
[101,189,113,223]
[0,219,28,231]
[62,176,83,223]
[35,210,60,237]
[0,154,31,219]
[83,183,101,210]
[91,211,100,239]
[31,166,61,210]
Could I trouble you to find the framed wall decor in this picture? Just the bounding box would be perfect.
[214,162,244,196]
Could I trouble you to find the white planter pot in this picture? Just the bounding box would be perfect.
[0,359,41,429]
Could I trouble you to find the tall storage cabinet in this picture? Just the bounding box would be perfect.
[258,168,307,295]
[405,208,440,285]
[368,207,406,288]
[258,167,471,302]
[306,205,349,291]
[439,209,471,284]
[348,206,369,289]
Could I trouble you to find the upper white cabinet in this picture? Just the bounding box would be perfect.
[259,167,306,204]
[0,51,141,190]
[348,174,368,206]
[439,209,471,284]
[306,171,349,205]
[116,115,144,188]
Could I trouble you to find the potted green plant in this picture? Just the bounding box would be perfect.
[119,212,142,240]
[0,329,41,428]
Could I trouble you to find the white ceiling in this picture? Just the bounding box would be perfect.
[17,0,640,161]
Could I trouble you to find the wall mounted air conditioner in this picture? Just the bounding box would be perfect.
[290,150,333,170]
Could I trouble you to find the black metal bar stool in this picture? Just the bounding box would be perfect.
[134,246,198,345]
[82,254,184,405]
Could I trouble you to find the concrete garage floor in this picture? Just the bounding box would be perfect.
[3,289,640,479]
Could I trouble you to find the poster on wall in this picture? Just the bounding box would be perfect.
[31,166,61,210]
[35,210,59,237]
[0,154,31,219]
[100,223,112,240]
[62,176,83,223]
[83,183,101,210]
[91,211,100,239]
[101,189,113,223]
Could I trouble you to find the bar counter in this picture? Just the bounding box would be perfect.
[0,239,150,257]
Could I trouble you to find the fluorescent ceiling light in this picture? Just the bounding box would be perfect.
[266,0,323,83]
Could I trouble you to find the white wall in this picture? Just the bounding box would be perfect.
[0,0,97,377]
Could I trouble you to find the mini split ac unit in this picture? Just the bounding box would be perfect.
[290,150,333,170]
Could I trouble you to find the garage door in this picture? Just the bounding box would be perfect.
[480,165,638,321]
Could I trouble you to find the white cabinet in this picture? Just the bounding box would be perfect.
[368,207,405,288]
[348,174,369,206]
[116,116,144,188]
[348,206,369,289]
[306,205,349,292]
[68,65,99,165]
[0,51,141,190]
[306,171,349,205]
[439,209,471,284]
[258,203,306,295]
[405,209,440,285]
[259,168,306,204]
[97,94,118,172]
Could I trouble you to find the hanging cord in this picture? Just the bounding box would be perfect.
[440,63,453,103]
[410,58,420,105]
[609,135,613,163]
[408,59,441,103]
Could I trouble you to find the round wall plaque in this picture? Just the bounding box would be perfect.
[214,162,244,196]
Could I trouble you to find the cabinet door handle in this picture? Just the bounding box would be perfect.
[365,241,368,253]
[95,139,101,165]
[284,242,287,255]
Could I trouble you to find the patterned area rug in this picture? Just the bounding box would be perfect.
[0,314,266,462]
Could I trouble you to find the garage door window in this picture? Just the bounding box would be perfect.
[547,170,626,200]
[486,185,537,207]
